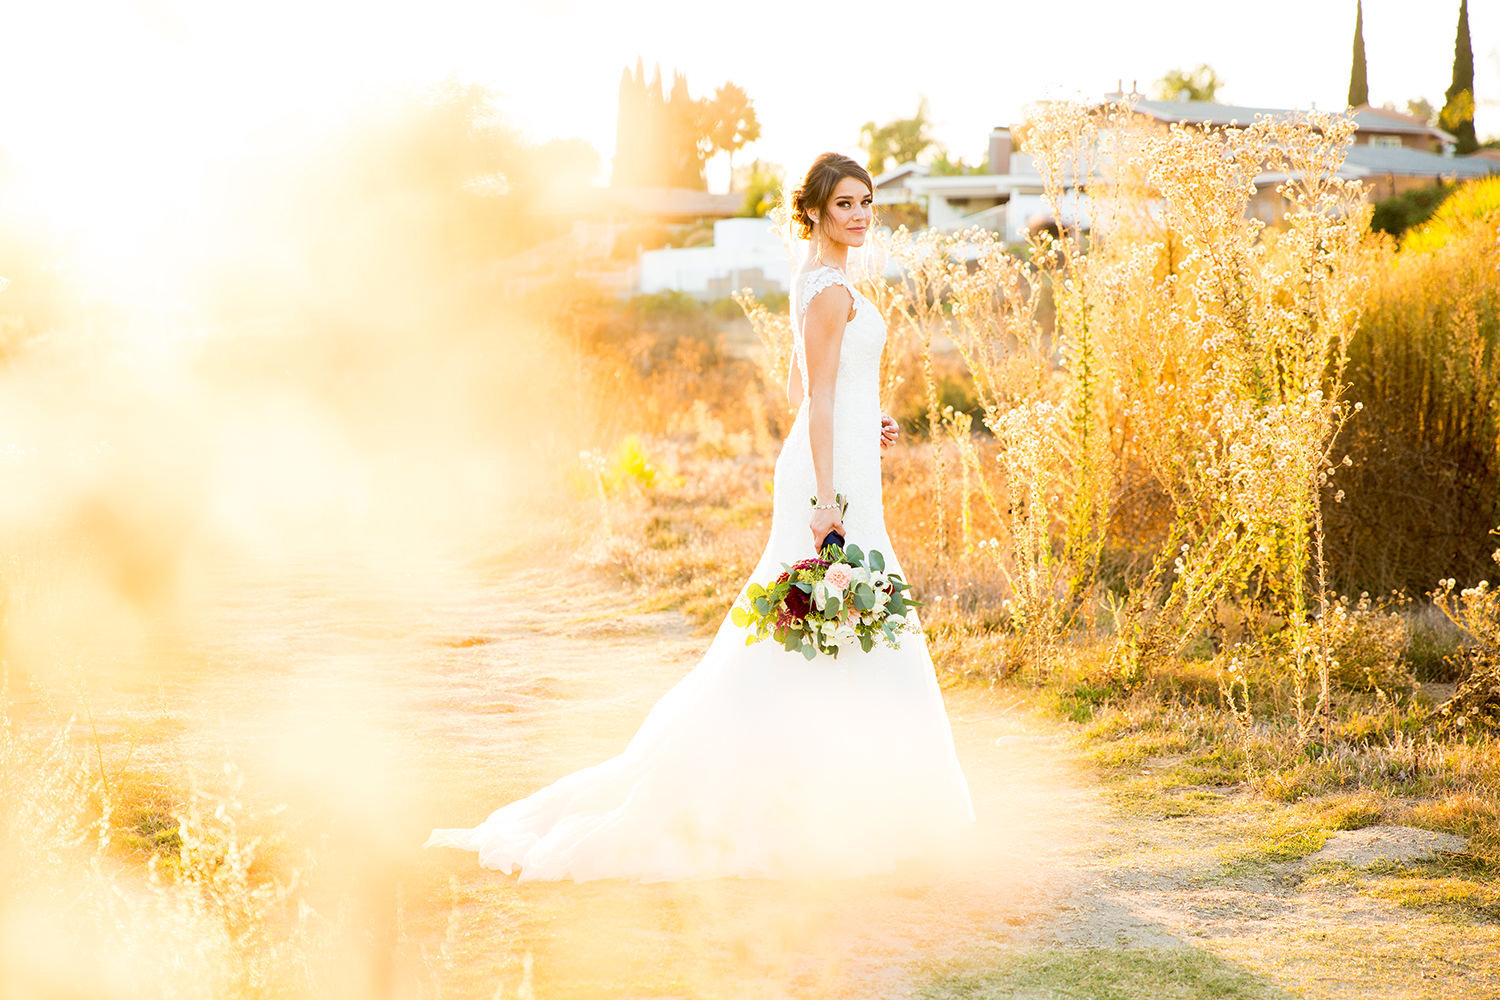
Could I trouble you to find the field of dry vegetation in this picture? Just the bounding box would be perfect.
[3,101,1500,997]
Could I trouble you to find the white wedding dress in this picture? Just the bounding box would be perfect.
[426,264,975,881]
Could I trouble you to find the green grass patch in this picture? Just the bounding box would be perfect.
[1052,682,1115,724]
[1361,853,1500,921]
[1367,872,1500,922]
[1156,788,1236,819]
[1318,792,1387,831]
[916,946,1292,1000]
[1217,805,1335,873]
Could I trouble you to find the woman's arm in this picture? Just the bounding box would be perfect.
[803,284,853,546]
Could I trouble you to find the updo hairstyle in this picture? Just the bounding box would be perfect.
[789,153,875,241]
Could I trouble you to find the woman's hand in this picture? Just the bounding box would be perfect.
[810,504,845,552]
[879,413,899,451]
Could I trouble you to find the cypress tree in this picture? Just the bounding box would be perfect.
[1441,0,1478,153]
[1348,0,1368,108]
[643,64,667,186]
[666,72,707,190]
[612,65,639,186]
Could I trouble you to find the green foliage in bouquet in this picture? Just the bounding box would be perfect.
[730,541,922,660]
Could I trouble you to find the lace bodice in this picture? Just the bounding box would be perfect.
[790,265,885,405]
[758,262,894,573]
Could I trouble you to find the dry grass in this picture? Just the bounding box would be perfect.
[5,101,1500,1000]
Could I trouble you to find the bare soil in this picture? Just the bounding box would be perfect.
[53,551,1500,999]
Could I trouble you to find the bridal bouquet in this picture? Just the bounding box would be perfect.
[731,538,921,660]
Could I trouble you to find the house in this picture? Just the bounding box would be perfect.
[607,186,743,221]
[876,99,1498,236]
[1341,143,1500,200]
[637,217,792,298]
[1129,100,1454,153]
[873,127,1059,243]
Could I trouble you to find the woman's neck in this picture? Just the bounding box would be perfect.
[812,240,849,272]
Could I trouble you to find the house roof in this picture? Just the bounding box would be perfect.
[608,186,743,219]
[874,163,929,187]
[1342,145,1500,178]
[1130,99,1453,142]
[1348,104,1452,137]
[1132,99,1303,126]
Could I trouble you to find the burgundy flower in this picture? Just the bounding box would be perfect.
[782,586,811,621]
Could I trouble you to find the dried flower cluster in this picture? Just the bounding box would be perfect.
[1433,552,1500,733]
[854,102,1371,710]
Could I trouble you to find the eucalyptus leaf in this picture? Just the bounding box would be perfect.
[869,550,885,572]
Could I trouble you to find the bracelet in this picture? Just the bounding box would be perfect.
[810,491,847,512]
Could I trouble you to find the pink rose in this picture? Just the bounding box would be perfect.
[825,564,853,591]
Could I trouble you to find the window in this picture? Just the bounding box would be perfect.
[1368,134,1404,149]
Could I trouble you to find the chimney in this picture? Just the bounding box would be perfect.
[988,127,1012,175]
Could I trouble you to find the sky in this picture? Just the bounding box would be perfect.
[0,0,1495,223]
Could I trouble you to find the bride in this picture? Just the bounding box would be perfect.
[426,153,975,881]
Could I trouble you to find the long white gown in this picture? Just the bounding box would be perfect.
[425,264,975,881]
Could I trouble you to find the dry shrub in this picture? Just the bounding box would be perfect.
[853,103,1370,708]
[1327,188,1500,595]
[1312,593,1414,696]
[1432,550,1500,734]
[0,704,326,998]
[1401,175,1500,253]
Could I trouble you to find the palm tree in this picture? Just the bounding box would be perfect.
[705,83,760,191]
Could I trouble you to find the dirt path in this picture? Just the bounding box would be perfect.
[65,552,1500,999]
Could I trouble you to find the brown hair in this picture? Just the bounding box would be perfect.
[789,153,875,240]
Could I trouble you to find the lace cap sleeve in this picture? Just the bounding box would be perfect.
[791,266,854,398]
[796,266,854,322]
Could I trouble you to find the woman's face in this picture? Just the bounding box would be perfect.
[815,176,874,248]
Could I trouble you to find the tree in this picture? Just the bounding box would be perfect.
[665,71,707,188]
[1440,0,1478,153]
[1152,65,1224,102]
[928,150,980,176]
[1406,97,1437,124]
[613,64,757,191]
[704,83,760,190]
[613,59,664,187]
[734,159,783,218]
[526,138,603,199]
[859,99,937,176]
[1348,0,1369,107]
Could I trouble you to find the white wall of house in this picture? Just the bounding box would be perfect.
[875,151,1098,243]
[638,218,793,297]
